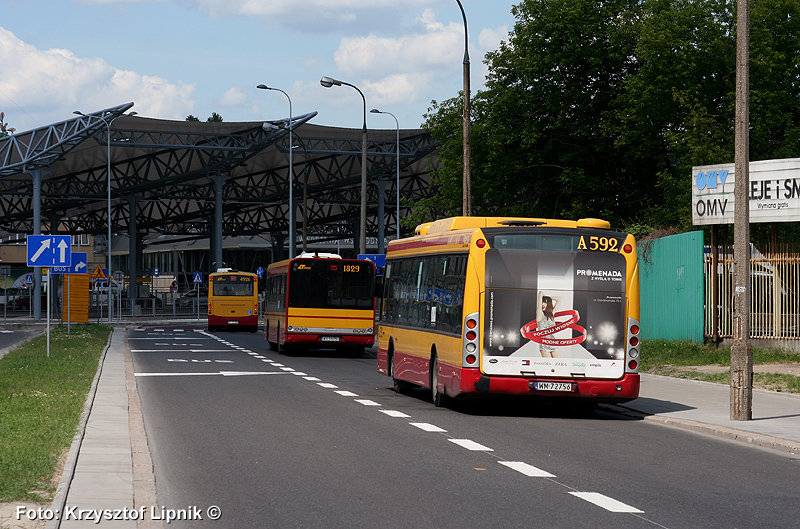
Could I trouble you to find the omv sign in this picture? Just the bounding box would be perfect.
[692,159,800,226]
[695,169,729,190]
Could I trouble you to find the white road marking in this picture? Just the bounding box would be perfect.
[380,410,411,418]
[499,461,555,478]
[290,372,308,376]
[167,359,189,363]
[335,390,359,397]
[317,383,338,388]
[280,367,295,372]
[131,349,235,353]
[136,371,289,377]
[303,377,321,381]
[354,399,381,406]
[569,492,643,513]
[410,422,447,432]
[449,439,493,451]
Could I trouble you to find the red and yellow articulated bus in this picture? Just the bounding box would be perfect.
[264,253,376,355]
[377,216,640,408]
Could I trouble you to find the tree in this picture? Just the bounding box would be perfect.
[415,0,800,233]
[0,112,15,136]
[185,113,224,123]
[419,0,646,227]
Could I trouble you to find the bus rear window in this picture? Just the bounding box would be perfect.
[288,260,374,309]
[212,275,255,297]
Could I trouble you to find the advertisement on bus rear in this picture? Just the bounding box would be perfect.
[482,249,626,379]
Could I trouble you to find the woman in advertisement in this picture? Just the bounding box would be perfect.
[537,292,561,358]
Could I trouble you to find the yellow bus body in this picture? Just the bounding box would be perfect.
[264,255,376,353]
[207,271,259,332]
[378,216,640,406]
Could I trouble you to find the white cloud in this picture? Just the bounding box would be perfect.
[0,27,195,131]
[190,0,431,19]
[220,87,249,106]
[328,9,469,106]
[479,24,509,53]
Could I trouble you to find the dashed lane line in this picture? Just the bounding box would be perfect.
[569,492,644,513]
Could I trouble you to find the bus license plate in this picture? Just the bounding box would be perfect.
[320,336,340,342]
[533,381,573,392]
[227,321,239,325]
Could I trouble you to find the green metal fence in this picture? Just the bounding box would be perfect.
[638,231,705,342]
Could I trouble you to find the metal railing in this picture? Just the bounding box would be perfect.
[705,242,800,339]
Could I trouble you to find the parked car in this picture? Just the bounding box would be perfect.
[9,292,48,311]
[0,288,22,308]
[177,289,208,308]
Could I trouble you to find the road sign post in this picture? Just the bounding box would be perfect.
[193,273,203,320]
[27,236,72,354]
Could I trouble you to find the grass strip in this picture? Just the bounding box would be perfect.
[0,324,111,502]
[641,340,800,393]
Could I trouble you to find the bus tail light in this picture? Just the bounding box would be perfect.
[254,303,259,316]
[625,317,641,373]
[462,312,480,367]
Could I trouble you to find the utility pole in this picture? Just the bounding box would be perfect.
[731,0,752,421]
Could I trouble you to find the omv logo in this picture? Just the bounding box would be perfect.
[696,169,729,190]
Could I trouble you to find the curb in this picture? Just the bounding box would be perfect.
[0,327,47,361]
[604,403,800,455]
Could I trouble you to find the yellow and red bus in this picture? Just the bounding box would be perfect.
[377,216,640,407]
[264,253,376,354]
[207,269,259,332]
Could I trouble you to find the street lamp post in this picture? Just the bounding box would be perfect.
[320,76,368,255]
[455,0,471,216]
[257,84,296,258]
[370,109,400,240]
[74,109,136,322]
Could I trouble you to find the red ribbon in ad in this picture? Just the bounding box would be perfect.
[520,310,587,346]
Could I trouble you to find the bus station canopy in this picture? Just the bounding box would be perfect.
[0,103,439,249]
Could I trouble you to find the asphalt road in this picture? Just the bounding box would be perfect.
[131,326,800,529]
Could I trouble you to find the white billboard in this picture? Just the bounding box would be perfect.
[692,158,800,225]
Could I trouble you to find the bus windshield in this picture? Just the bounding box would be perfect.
[288,260,374,309]
[212,274,255,297]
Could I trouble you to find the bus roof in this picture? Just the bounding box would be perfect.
[415,216,611,235]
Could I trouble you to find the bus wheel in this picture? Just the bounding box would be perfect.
[267,323,279,351]
[390,353,411,394]
[431,356,445,407]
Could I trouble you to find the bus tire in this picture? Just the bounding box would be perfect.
[266,323,278,351]
[431,355,445,407]
[390,351,412,394]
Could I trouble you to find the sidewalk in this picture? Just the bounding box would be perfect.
[614,373,800,453]
[45,327,161,529]
[23,330,799,528]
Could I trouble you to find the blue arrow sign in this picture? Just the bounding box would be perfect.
[257,267,264,278]
[52,252,88,275]
[27,235,71,267]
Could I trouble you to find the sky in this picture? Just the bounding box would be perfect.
[0,0,517,135]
